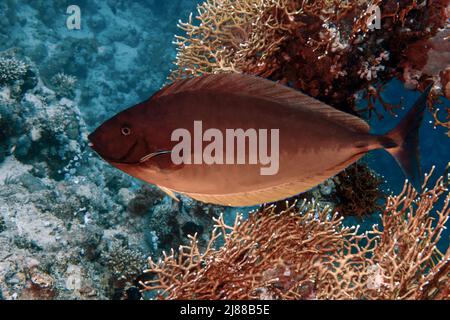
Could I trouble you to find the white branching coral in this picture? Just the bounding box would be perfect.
[0,56,28,84]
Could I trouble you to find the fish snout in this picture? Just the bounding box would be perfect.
[87,128,143,164]
[87,130,107,158]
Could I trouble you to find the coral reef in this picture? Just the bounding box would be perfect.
[127,185,165,216]
[0,60,85,180]
[50,73,77,99]
[142,168,449,300]
[171,0,449,131]
[0,64,141,298]
[132,187,224,255]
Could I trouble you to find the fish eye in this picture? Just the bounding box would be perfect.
[121,126,131,136]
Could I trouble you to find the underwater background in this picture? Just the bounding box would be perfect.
[0,0,448,300]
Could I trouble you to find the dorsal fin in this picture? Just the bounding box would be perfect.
[153,73,369,133]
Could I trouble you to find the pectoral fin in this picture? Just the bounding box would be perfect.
[157,185,179,202]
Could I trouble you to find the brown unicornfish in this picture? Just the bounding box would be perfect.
[88,73,431,207]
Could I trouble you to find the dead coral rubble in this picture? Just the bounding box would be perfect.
[141,168,449,300]
[171,0,450,131]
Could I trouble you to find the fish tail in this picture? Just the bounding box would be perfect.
[380,84,432,191]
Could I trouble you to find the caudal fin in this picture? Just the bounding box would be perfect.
[381,85,432,191]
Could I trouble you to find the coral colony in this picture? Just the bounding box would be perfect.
[0,0,448,300]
